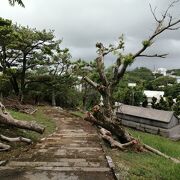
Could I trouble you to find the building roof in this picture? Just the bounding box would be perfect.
[117,104,174,123]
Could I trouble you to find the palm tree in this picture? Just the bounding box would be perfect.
[8,0,25,7]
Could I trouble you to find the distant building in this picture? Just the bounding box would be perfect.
[116,104,180,140]
[177,76,180,83]
[128,83,136,87]
[153,68,167,76]
[167,74,180,84]
[144,90,164,106]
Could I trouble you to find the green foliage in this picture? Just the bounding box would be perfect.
[128,67,155,83]
[173,96,180,116]
[142,95,148,107]
[123,53,134,66]
[8,0,25,7]
[166,96,174,108]
[151,76,176,90]
[0,17,11,26]
[0,74,12,96]
[167,69,180,76]
[113,86,144,106]
[165,83,180,98]
[112,67,155,106]
[142,40,151,47]
[154,97,169,111]
[151,96,157,109]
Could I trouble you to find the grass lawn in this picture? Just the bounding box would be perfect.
[0,107,56,160]
[104,128,180,180]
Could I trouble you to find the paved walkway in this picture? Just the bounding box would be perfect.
[0,108,115,180]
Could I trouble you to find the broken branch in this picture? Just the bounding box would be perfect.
[0,142,11,152]
[144,144,180,164]
[138,53,168,58]
[0,134,32,144]
[100,128,136,150]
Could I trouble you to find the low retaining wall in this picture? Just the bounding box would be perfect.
[118,118,180,140]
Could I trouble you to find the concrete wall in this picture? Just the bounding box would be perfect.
[118,119,180,140]
[116,113,179,129]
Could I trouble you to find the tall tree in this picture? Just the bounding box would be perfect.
[0,17,20,95]
[0,19,59,100]
[84,1,180,144]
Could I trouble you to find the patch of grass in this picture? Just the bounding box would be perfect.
[129,128,180,158]
[70,111,84,118]
[104,129,180,179]
[8,107,56,141]
[0,107,56,160]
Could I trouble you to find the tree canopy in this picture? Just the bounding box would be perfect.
[8,0,25,7]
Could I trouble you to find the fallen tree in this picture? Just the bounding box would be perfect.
[0,101,44,151]
[83,1,180,160]
[98,126,180,164]
[99,127,137,151]
[3,98,37,115]
[0,102,44,133]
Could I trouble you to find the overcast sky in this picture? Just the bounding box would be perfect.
[0,0,180,70]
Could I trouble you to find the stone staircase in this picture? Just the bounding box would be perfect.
[0,109,115,180]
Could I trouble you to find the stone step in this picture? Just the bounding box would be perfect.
[35,166,111,172]
[15,156,106,165]
[36,142,100,148]
[49,133,98,137]
[8,160,101,168]
[0,168,114,180]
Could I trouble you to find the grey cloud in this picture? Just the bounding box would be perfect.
[0,0,180,69]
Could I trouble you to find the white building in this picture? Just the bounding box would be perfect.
[144,90,164,106]
[177,76,180,83]
[153,68,167,76]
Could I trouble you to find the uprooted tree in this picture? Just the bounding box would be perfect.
[83,1,180,155]
[0,101,44,151]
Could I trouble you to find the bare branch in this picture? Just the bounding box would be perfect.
[138,53,168,58]
[134,1,180,59]
[0,134,32,144]
[111,63,128,87]
[0,142,10,151]
[95,44,109,86]
[164,0,180,17]
[83,76,99,89]
[168,26,180,30]
[149,4,160,23]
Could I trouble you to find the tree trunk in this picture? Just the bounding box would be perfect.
[0,102,44,134]
[100,128,136,150]
[19,54,27,102]
[101,87,113,118]
[52,88,56,106]
[10,75,19,96]
[85,106,134,143]
[0,92,3,101]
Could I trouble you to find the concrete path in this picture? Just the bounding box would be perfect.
[0,108,115,180]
